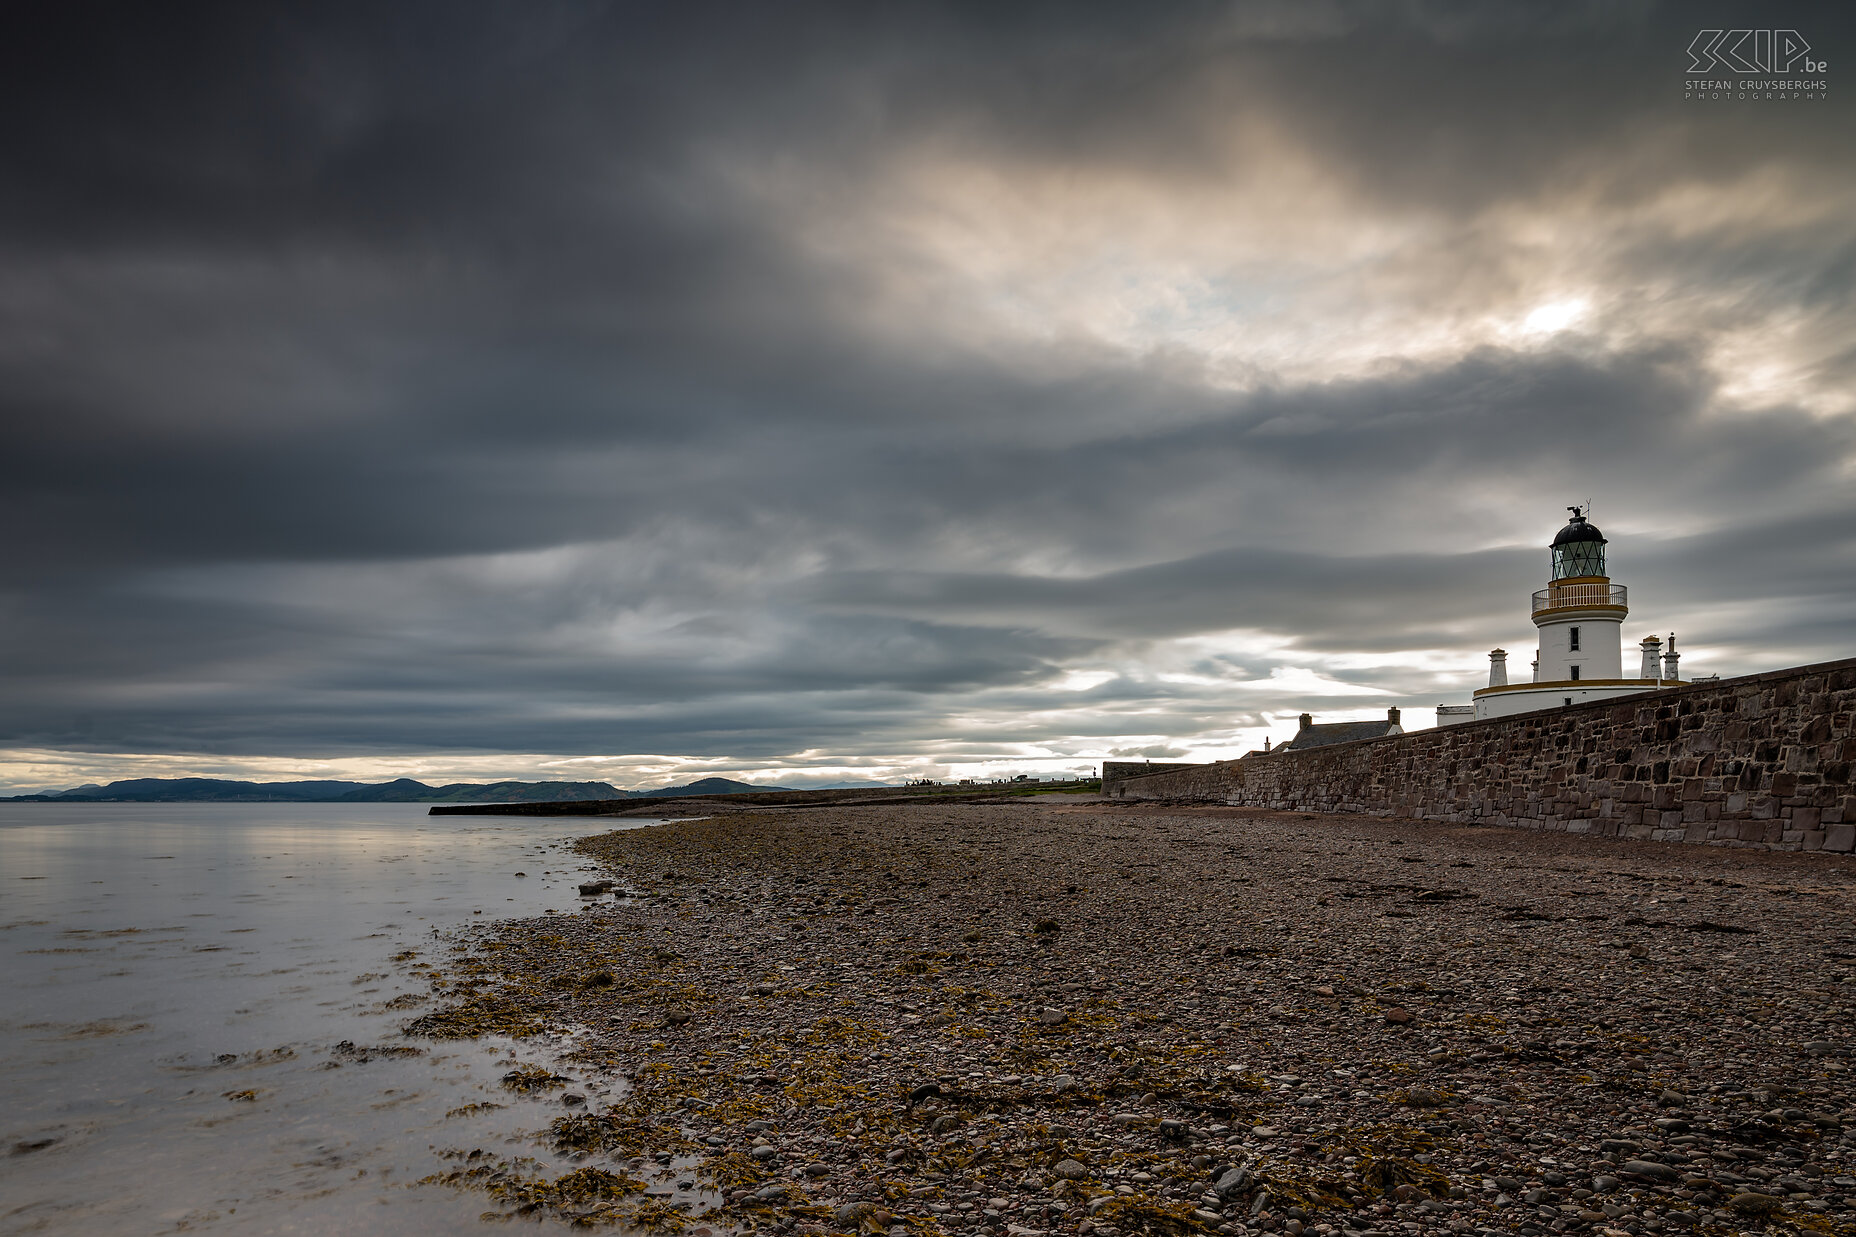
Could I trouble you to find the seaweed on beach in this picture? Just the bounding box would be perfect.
[421,1162,693,1229]
[402,995,548,1039]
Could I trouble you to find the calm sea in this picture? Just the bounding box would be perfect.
[0,803,652,1235]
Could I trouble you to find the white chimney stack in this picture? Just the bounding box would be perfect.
[1662,633,1680,681]
[1488,648,1508,688]
[1639,635,1663,680]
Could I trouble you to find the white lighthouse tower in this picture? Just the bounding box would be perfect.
[1447,507,1690,723]
[1533,507,1625,683]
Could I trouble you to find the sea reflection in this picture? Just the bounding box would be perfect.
[0,803,652,1236]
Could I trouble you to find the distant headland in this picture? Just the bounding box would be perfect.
[0,775,867,804]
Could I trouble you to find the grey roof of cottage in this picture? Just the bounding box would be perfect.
[1278,720,1401,751]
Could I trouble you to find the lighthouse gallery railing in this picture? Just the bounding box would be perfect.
[1532,583,1627,615]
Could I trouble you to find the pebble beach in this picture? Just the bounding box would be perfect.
[411,801,1856,1237]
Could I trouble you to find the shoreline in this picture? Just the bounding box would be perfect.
[409,802,1856,1236]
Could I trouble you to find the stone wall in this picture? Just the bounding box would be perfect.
[1100,761,1207,784]
[1103,656,1856,852]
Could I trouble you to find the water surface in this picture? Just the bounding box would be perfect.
[0,803,651,1235]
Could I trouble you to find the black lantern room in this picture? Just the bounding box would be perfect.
[1550,506,1607,580]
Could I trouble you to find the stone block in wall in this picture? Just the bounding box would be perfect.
[1794,806,1821,830]
[1828,824,1856,853]
[1804,830,1827,851]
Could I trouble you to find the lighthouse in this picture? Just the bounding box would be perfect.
[1533,507,1626,683]
[1440,507,1692,724]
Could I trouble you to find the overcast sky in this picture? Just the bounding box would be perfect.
[3,2,1853,793]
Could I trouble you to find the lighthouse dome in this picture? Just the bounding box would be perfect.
[1550,507,1607,579]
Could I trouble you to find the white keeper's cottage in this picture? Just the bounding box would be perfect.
[1437,507,1698,725]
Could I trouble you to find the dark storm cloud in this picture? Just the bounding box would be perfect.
[0,570,1101,755]
[804,545,1532,642]
[806,494,1856,654]
[1,1,1852,781]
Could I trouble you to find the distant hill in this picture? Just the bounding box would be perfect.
[26,777,373,802]
[335,778,626,803]
[6,776,622,803]
[639,776,767,797]
[3,774,824,803]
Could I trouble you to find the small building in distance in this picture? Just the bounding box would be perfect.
[1436,506,1695,725]
[1279,707,1403,751]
